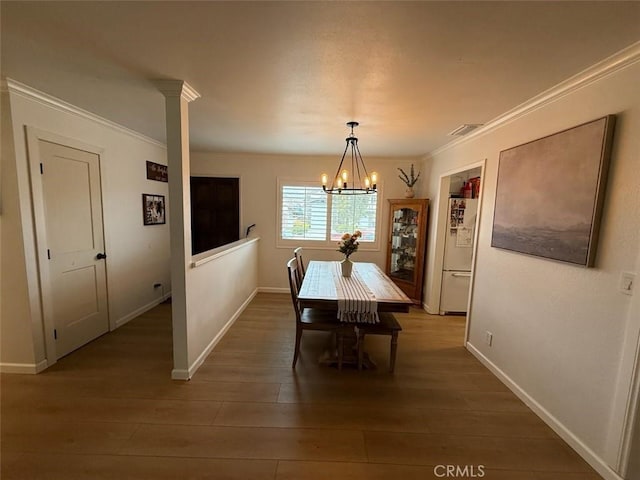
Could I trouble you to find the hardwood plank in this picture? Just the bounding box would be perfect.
[276,461,452,480]
[4,395,221,426]
[364,431,593,472]
[1,452,277,480]
[214,401,430,433]
[2,418,138,455]
[422,409,557,439]
[277,382,470,410]
[276,461,542,480]
[122,424,367,462]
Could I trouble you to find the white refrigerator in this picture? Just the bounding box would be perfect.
[440,198,478,314]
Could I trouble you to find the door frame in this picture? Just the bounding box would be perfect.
[615,239,640,476]
[430,159,486,344]
[25,127,109,363]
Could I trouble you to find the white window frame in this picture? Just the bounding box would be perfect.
[276,178,382,251]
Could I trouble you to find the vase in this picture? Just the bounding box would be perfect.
[341,257,353,277]
[404,186,415,198]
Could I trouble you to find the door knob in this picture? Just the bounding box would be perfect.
[96,252,107,260]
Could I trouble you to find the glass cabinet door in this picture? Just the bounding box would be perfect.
[389,206,420,283]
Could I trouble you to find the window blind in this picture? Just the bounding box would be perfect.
[281,185,327,240]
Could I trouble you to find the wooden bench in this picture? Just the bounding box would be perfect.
[356,312,402,372]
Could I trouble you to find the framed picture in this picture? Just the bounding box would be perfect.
[146,161,168,182]
[142,194,166,225]
[491,115,615,267]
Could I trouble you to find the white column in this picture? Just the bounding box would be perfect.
[156,80,200,379]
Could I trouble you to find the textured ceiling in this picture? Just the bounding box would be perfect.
[2,1,639,156]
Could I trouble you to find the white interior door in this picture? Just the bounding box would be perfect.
[39,140,109,358]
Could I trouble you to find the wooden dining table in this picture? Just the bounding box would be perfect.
[298,260,413,313]
[297,260,412,369]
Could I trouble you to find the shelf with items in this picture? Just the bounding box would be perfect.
[385,198,429,304]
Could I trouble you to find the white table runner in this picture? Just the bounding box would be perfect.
[334,262,379,323]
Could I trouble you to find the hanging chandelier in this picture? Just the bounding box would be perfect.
[322,121,378,195]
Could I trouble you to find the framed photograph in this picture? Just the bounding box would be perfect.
[491,115,615,267]
[146,161,168,182]
[142,194,166,225]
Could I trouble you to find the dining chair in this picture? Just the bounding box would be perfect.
[287,257,347,369]
[356,313,403,373]
[293,247,306,281]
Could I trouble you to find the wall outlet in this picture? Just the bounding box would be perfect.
[485,331,493,347]
[620,272,635,296]
[153,283,162,289]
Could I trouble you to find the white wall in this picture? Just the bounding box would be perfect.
[1,82,171,370]
[1,91,37,368]
[185,239,259,375]
[423,56,640,476]
[190,152,426,290]
[617,243,640,480]
[628,397,640,478]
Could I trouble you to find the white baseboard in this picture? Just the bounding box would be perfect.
[0,359,48,374]
[466,342,624,480]
[115,291,172,329]
[258,287,288,294]
[423,302,438,314]
[171,368,190,381]
[176,287,259,381]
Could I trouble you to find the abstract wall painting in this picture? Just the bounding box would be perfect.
[491,115,615,267]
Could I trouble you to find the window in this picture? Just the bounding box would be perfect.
[278,180,379,248]
[329,194,377,242]
[281,185,327,241]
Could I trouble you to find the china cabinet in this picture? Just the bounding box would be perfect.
[385,198,429,304]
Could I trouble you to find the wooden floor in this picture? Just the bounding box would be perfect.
[1,293,601,480]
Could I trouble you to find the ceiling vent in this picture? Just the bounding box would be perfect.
[448,124,483,136]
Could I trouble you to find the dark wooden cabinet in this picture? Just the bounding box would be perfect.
[190,176,240,255]
[385,198,429,305]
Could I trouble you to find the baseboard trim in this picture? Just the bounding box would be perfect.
[423,302,439,314]
[171,368,190,381]
[180,287,259,381]
[115,292,172,329]
[466,342,623,480]
[258,287,289,294]
[0,359,48,374]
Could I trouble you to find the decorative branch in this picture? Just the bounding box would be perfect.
[398,164,421,187]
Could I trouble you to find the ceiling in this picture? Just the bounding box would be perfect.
[2,1,639,156]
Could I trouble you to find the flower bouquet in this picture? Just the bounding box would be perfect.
[337,230,362,258]
[337,230,362,277]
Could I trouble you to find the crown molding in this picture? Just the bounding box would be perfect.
[429,41,640,157]
[4,78,166,148]
[155,79,201,102]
